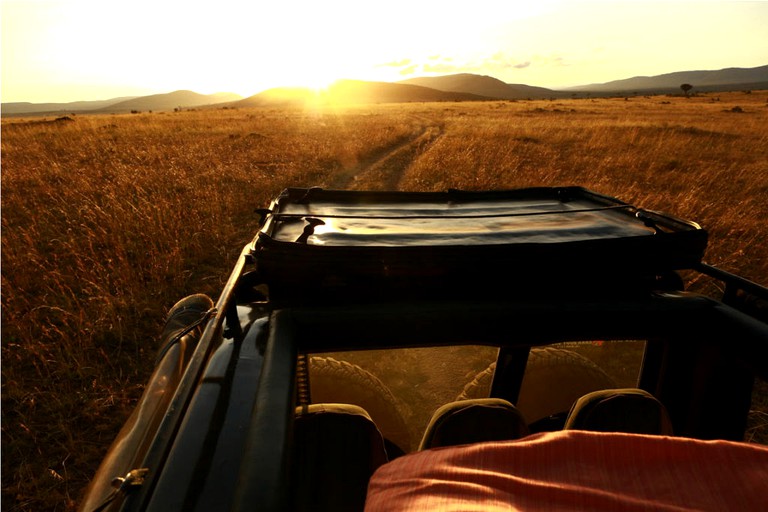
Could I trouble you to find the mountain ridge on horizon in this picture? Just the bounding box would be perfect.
[1,90,243,116]
[398,73,564,100]
[3,64,766,115]
[566,64,768,92]
[234,79,493,108]
[102,90,242,113]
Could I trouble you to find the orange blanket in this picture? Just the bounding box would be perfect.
[365,430,768,511]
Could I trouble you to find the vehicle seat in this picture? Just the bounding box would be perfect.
[291,403,388,512]
[419,398,530,450]
[564,388,674,435]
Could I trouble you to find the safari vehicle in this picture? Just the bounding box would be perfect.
[80,187,768,512]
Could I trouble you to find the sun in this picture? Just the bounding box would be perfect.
[255,60,348,96]
[295,55,365,93]
[303,78,339,94]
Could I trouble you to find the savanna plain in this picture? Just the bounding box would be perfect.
[3,91,768,511]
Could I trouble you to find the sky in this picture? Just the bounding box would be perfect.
[2,0,767,104]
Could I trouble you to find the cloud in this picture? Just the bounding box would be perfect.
[477,52,532,71]
[374,52,566,81]
[469,52,567,73]
[377,59,412,68]
[423,62,462,73]
[529,55,569,68]
[550,56,568,67]
[374,58,420,76]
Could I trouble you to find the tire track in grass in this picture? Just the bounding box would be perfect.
[329,122,443,191]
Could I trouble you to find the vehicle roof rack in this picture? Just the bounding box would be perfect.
[250,187,707,304]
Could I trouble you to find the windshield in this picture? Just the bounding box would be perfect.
[306,340,647,452]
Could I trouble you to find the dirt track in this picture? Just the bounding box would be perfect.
[328,120,443,190]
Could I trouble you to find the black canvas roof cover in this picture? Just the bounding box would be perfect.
[251,187,707,303]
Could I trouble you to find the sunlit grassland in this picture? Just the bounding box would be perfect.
[2,91,767,511]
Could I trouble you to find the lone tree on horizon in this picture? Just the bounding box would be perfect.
[680,83,693,97]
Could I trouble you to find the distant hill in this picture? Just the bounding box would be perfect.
[1,97,138,115]
[566,65,768,93]
[234,87,320,107]
[235,79,492,107]
[399,74,563,99]
[100,90,242,112]
[2,91,242,116]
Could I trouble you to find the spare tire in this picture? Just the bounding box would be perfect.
[309,357,412,452]
[457,347,617,424]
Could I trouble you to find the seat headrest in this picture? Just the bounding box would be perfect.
[565,388,673,435]
[420,398,530,450]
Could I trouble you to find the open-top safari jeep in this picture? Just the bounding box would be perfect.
[81,187,768,512]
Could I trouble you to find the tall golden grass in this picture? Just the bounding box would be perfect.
[2,91,767,511]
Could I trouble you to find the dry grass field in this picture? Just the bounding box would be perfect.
[2,91,767,511]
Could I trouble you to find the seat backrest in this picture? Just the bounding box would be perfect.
[291,403,388,511]
[420,398,530,450]
[564,388,674,435]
